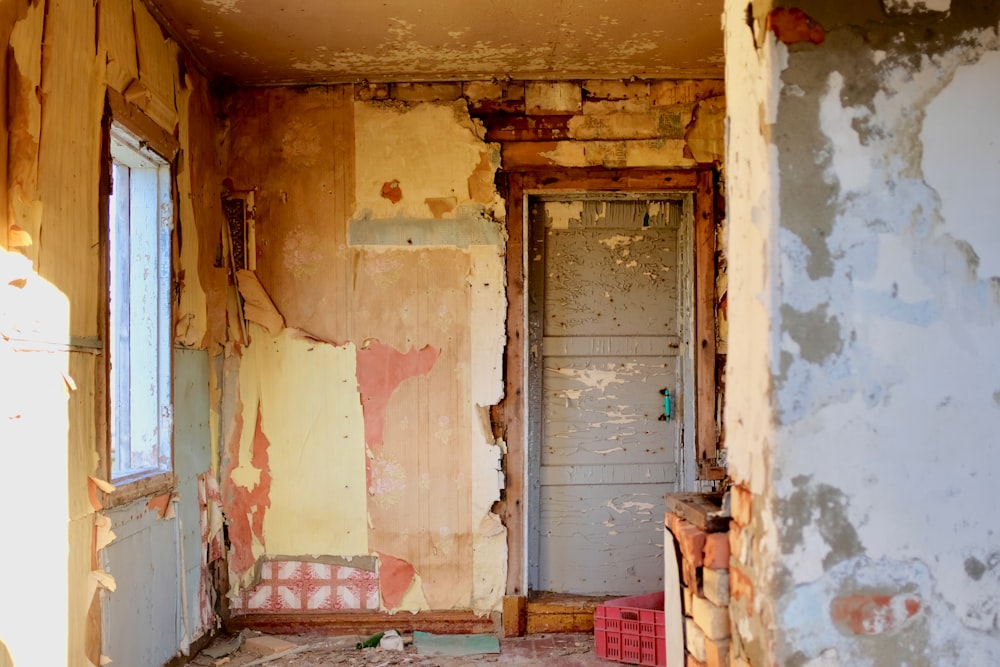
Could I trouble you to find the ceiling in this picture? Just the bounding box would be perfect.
[144,0,724,86]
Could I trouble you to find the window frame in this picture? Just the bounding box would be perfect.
[97,90,180,506]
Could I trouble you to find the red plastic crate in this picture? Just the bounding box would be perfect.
[594,591,666,666]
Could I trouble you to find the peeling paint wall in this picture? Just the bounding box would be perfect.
[219,86,509,615]
[459,79,725,169]
[144,1,725,85]
[0,1,220,665]
[724,1,1000,664]
[217,79,727,617]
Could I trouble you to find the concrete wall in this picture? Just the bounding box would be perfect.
[0,2,221,665]
[724,1,1000,664]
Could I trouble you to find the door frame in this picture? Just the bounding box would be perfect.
[497,168,718,599]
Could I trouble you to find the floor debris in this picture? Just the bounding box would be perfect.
[190,632,608,666]
[244,635,297,655]
[413,632,500,657]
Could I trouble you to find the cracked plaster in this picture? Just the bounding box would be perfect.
[726,0,1000,663]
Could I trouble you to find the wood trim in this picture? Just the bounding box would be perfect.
[500,172,526,597]
[96,90,181,502]
[483,115,573,142]
[106,88,180,161]
[503,595,527,637]
[498,166,720,598]
[521,167,700,190]
[96,108,113,492]
[225,610,499,636]
[101,472,177,508]
[694,170,718,467]
[664,492,727,532]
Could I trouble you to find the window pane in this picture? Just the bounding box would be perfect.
[127,168,161,473]
[108,123,172,481]
[109,162,131,474]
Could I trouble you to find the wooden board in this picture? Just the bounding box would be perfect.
[36,0,102,336]
[226,610,498,636]
[503,595,527,637]
[524,592,612,634]
[664,492,728,532]
[98,0,139,92]
[500,173,527,597]
[694,171,718,467]
[6,0,45,259]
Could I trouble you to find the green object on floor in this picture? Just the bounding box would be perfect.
[413,631,501,657]
[356,631,384,649]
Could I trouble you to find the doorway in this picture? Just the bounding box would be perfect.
[497,169,717,615]
[526,194,694,597]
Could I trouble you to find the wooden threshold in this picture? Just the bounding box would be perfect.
[225,610,500,636]
[525,592,614,635]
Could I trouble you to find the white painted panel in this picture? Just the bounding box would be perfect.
[103,349,211,663]
[544,227,679,337]
[538,483,668,595]
[540,463,676,486]
[542,354,678,466]
[543,335,681,357]
[174,348,212,642]
[531,197,685,596]
[103,503,181,667]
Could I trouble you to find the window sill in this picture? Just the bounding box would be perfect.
[101,470,176,508]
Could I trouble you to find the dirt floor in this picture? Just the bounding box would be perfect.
[188,631,613,666]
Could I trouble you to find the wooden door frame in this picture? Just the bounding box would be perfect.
[495,167,718,601]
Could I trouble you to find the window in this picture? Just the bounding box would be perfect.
[106,120,173,484]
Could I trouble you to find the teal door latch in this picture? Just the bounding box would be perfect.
[659,388,671,421]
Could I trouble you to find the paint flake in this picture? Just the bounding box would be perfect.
[356,340,439,448]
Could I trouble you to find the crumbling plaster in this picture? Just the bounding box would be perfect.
[1,1,222,665]
[145,0,724,85]
[725,0,1000,664]
[219,89,509,615]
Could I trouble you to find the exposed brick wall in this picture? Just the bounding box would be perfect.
[667,511,731,667]
[726,485,771,666]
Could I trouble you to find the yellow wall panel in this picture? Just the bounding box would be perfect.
[238,325,369,559]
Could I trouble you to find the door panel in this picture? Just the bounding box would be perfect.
[542,355,678,466]
[529,196,686,596]
[539,484,669,594]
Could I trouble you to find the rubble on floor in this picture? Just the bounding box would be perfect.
[188,631,607,666]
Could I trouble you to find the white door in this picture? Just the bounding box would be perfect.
[527,195,688,596]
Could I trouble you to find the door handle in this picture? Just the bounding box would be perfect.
[659,388,671,421]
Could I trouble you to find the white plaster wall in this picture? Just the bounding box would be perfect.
[722,6,786,498]
[732,11,1000,665]
[724,1,1000,663]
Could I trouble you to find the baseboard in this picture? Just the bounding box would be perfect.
[226,610,500,636]
[161,630,217,667]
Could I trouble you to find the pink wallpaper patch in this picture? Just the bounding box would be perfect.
[355,340,439,449]
[223,405,273,580]
[232,561,379,612]
[377,551,418,611]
